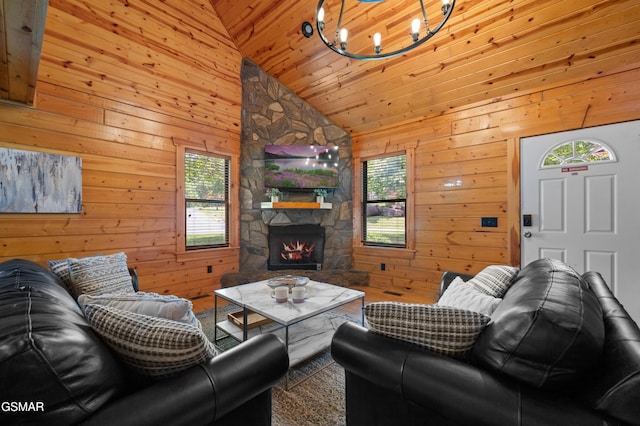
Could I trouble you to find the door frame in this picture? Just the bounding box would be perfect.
[507,137,521,267]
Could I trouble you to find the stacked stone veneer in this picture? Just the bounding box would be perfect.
[239,59,353,272]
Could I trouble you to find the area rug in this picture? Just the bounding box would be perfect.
[272,353,345,426]
[196,306,346,426]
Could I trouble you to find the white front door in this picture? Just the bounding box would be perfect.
[521,120,640,324]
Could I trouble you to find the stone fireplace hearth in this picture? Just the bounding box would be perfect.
[238,59,353,273]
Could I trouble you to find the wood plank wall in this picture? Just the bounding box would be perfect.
[352,65,640,302]
[0,0,243,299]
[1,0,639,304]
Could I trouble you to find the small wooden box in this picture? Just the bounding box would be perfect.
[227,310,272,329]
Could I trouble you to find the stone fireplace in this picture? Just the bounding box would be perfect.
[239,59,353,273]
[268,225,325,270]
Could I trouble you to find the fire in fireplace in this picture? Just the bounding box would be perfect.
[280,240,316,262]
[268,225,325,270]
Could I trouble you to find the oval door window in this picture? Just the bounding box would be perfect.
[540,139,616,169]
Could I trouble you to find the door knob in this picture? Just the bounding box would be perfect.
[523,231,532,238]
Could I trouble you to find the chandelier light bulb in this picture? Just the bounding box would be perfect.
[314,0,456,60]
[339,28,348,50]
[373,32,382,54]
[340,28,348,42]
[317,7,325,31]
[411,18,421,42]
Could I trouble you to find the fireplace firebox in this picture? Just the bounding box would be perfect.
[268,225,325,270]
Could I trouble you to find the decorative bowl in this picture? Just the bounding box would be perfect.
[266,275,309,290]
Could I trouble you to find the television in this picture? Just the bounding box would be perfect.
[264,145,339,190]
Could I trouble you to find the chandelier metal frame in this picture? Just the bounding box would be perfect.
[315,0,456,60]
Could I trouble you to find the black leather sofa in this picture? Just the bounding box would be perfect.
[332,258,640,425]
[0,259,289,425]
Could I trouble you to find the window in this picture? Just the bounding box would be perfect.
[362,154,407,248]
[541,139,616,168]
[184,150,229,250]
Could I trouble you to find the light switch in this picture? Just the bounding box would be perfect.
[481,217,498,227]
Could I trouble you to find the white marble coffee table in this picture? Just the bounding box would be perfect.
[213,279,364,388]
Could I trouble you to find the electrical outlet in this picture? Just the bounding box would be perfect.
[381,263,386,271]
[207,265,212,273]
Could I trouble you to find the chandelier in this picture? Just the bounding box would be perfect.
[312,0,455,60]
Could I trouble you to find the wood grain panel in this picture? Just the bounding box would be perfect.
[0,0,47,105]
[36,82,241,147]
[211,0,640,135]
[415,244,508,263]
[0,218,175,238]
[0,104,175,152]
[415,156,508,179]
[416,172,506,192]
[416,187,507,205]
[82,170,175,192]
[416,217,507,233]
[3,0,640,303]
[1,0,242,300]
[35,91,105,123]
[354,67,640,297]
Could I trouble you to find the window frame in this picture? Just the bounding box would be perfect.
[354,148,415,256]
[175,140,239,261]
[184,149,230,250]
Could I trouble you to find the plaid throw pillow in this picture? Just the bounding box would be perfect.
[365,302,491,358]
[467,265,519,298]
[82,303,216,377]
[68,252,135,297]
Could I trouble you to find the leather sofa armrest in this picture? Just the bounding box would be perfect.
[332,322,616,426]
[332,319,414,394]
[82,334,289,426]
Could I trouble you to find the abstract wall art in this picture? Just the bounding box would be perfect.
[0,148,82,213]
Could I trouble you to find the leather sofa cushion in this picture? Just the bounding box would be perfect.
[579,271,640,424]
[472,258,605,389]
[0,259,126,425]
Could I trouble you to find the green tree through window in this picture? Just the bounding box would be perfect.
[184,151,230,249]
[542,140,615,167]
[362,154,407,247]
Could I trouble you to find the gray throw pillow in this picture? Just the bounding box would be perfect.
[67,252,134,297]
[77,292,200,327]
[466,265,519,298]
[437,276,501,316]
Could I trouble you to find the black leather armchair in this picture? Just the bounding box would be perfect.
[0,259,289,426]
[332,260,640,425]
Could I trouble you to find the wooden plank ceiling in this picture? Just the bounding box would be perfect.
[210,0,640,135]
[0,0,47,106]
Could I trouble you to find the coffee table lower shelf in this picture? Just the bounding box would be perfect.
[216,313,347,367]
